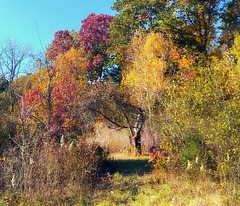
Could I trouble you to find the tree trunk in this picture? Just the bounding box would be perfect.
[133,107,145,155]
[135,130,142,155]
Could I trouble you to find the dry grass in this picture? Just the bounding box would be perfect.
[0,141,107,206]
[93,125,158,155]
[1,125,239,205]
[109,152,150,160]
[94,170,232,206]
[93,125,153,160]
[94,125,131,153]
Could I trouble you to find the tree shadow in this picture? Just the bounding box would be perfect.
[100,159,153,176]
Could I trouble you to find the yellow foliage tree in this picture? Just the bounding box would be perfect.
[122,33,167,100]
[30,48,87,92]
[122,32,193,103]
[218,32,240,96]
[232,32,240,67]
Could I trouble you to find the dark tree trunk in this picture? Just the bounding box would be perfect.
[135,130,142,155]
[133,107,145,155]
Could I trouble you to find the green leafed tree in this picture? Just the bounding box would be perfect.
[110,0,224,67]
[109,0,169,68]
[219,0,240,47]
[0,76,9,93]
[169,0,223,57]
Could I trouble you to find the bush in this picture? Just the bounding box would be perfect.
[177,133,217,178]
[179,133,204,167]
[149,146,168,171]
[0,139,108,205]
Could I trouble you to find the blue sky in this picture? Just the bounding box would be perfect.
[0,0,116,53]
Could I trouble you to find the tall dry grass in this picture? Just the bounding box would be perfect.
[0,139,107,205]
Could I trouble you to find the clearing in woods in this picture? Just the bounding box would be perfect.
[95,153,230,206]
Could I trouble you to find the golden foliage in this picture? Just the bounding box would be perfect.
[232,32,240,66]
[122,32,194,103]
[122,32,168,99]
[29,48,87,92]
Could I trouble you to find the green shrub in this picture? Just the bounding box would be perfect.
[179,133,203,166]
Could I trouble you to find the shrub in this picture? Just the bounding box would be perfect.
[179,133,204,166]
[149,147,168,171]
[0,138,108,205]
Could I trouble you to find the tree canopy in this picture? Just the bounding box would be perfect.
[0,3,240,202]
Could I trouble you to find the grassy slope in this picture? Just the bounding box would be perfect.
[94,154,236,206]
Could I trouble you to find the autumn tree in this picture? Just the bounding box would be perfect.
[121,32,186,151]
[47,30,76,60]
[110,0,225,68]
[122,32,193,105]
[109,0,169,68]
[79,13,116,81]
[219,0,240,47]
[120,32,196,152]
[23,48,87,139]
[122,33,167,98]
[171,0,222,56]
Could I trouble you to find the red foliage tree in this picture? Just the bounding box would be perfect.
[23,77,77,137]
[79,13,113,52]
[23,48,87,138]
[47,30,75,60]
[79,13,113,80]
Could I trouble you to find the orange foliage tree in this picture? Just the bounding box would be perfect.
[22,48,87,138]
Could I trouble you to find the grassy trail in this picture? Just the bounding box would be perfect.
[94,154,235,206]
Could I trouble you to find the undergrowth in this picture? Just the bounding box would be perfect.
[94,171,238,206]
